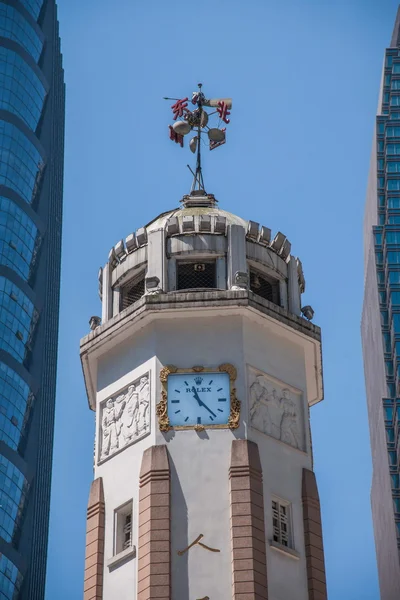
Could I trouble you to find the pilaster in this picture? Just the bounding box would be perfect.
[288,256,301,316]
[138,445,171,600]
[228,224,247,289]
[302,468,328,600]
[146,229,167,293]
[84,478,105,600]
[101,264,112,323]
[230,440,268,600]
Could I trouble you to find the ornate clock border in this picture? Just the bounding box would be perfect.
[157,363,240,432]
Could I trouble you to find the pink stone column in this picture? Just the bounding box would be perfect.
[230,439,268,600]
[138,445,171,600]
[84,478,105,600]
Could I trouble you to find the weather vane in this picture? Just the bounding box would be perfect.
[164,84,232,196]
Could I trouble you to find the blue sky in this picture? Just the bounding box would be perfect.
[45,1,400,598]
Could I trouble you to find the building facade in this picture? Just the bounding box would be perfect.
[0,1,64,599]
[81,191,327,600]
[362,8,400,599]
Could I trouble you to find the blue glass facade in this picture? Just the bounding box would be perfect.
[0,1,64,599]
[373,47,400,554]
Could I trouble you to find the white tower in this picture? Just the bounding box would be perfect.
[80,188,327,600]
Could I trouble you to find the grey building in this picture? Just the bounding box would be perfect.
[362,7,400,599]
[0,1,64,599]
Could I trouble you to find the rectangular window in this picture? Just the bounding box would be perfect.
[393,80,400,90]
[377,270,385,283]
[114,501,133,555]
[394,499,400,514]
[376,251,383,265]
[386,74,392,86]
[389,271,400,285]
[272,499,292,548]
[385,405,394,421]
[380,290,387,303]
[378,140,385,152]
[176,261,216,290]
[379,194,385,207]
[387,144,400,154]
[386,231,400,243]
[379,214,386,225]
[388,162,400,173]
[386,360,394,377]
[388,251,400,264]
[386,126,400,137]
[375,231,383,245]
[383,331,391,352]
[389,216,400,224]
[388,55,394,67]
[387,427,395,443]
[393,62,400,72]
[378,177,385,188]
[391,96,400,106]
[384,92,390,103]
[388,180,400,190]
[392,291,400,303]
[390,112,400,119]
[388,382,396,397]
[382,311,389,326]
[388,197,400,208]
[392,474,400,489]
[393,314,400,332]
[378,159,385,170]
[120,272,145,311]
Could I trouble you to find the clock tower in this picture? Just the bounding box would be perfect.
[80,90,327,600]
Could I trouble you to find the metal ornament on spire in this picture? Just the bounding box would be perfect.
[164,84,232,198]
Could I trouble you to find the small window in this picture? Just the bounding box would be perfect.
[249,269,280,305]
[272,499,292,548]
[114,501,133,555]
[120,273,145,311]
[177,261,216,290]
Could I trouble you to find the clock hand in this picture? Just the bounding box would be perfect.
[191,387,217,418]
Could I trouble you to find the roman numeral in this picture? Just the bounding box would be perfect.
[218,398,227,402]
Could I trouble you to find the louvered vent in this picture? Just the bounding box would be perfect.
[177,261,216,290]
[120,274,145,310]
[249,269,280,305]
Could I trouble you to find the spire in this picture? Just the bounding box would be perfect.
[390,5,400,47]
[164,84,232,207]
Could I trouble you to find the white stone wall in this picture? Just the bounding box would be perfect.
[93,309,314,600]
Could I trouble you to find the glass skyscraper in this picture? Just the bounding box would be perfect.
[0,1,64,599]
[362,7,400,598]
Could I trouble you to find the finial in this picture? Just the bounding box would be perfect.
[164,84,232,206]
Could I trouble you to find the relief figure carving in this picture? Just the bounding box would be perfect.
[249,373,302,450]
[100,373,150,461]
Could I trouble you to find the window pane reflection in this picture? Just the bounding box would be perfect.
[0,197,40,280]
[0,277,35,363]
[0,120,43,204]
[0,4,43,61]
[0,361,33,451]
[0,46,46,129]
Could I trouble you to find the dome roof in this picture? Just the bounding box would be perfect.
[146,205,247,234]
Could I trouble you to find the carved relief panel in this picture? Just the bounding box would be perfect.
[248,367,305,451]
[98,372,150,463]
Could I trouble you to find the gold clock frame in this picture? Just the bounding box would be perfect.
[157,363,240,432]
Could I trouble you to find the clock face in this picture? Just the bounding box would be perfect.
[167,372,230,427]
